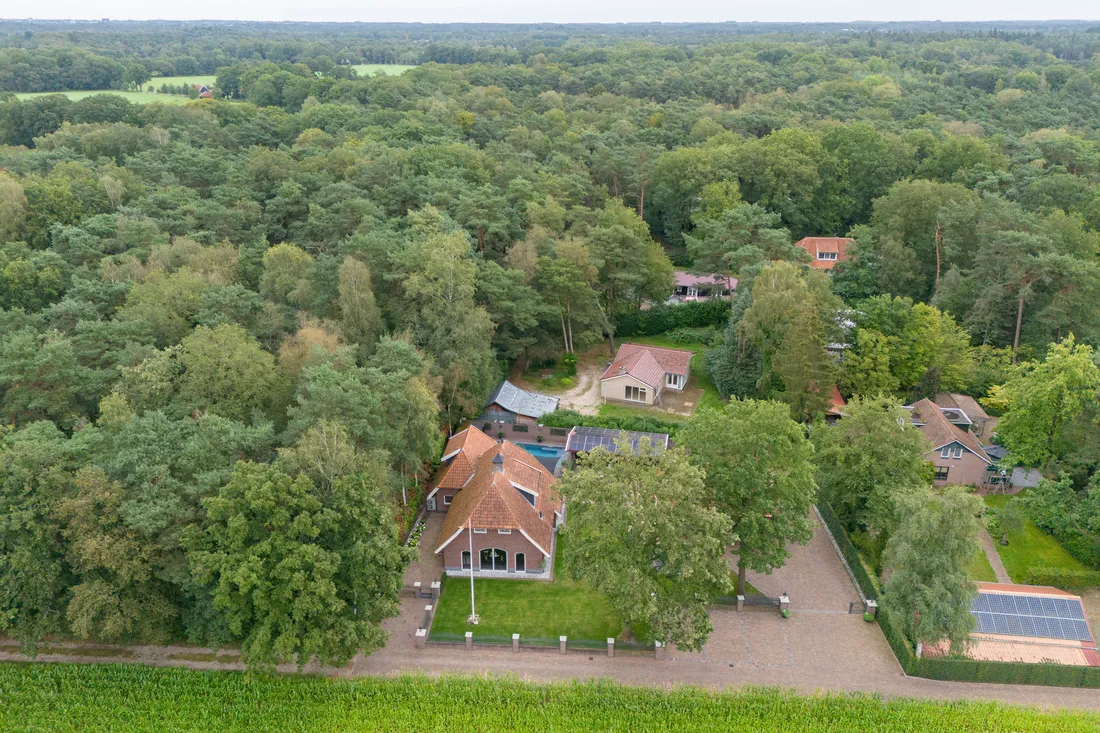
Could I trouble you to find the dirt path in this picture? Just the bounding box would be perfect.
[556,364,602,415]
[978,528,1013,584]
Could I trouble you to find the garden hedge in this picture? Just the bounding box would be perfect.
[1023,567,1100,589]
[615,300,731,338]
[539,409,685,438]
[821,504,1100,689]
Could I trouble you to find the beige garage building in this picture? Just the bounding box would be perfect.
[599,343,693,406]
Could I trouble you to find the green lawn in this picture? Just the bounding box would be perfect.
[983,494,1087,582]
[431,536,626,642]
[351,64,416,76]
[6,664,1098,733]
[14,90,196,105]
[967,548,998,582]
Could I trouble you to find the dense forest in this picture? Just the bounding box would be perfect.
[2,20,1100,664]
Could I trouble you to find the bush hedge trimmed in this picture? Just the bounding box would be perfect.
[539,409,684,438]
[821,503,1100,690]
[615,300,731,338]
[816,503,881,599]
[1023,567,1100,589]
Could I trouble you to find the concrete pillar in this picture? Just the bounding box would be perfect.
[654,641,666,660]
[465,631,473,651]
[607,638,615,658]
[736,595,745,612]
[779,594,790,615]
[430,581,440,603]
[414,628,427,649]
[863,599,878,618]
[559,636,567,655]
[413,581,422,598]
[424,605,433,629]
[512,633,520,653]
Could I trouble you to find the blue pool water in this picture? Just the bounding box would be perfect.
[517,443,565,459]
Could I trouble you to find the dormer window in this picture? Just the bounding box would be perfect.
[817,252,838,261]
[515,486,537,506]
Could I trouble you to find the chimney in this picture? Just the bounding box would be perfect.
[492,453,505,474]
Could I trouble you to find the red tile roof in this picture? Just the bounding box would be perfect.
[934,392,990,421]
[600,343,693,389]
[434,425,498,490]
[435,440,561,557]
[910,398,991,463]
[794,237,853,270]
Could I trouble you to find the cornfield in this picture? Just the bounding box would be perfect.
[1,662,1097,732]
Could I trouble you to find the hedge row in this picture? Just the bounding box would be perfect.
[539,409,685,438]
[1023,567,1100,589]
[821,503,1100,689]
[816,503,881,600]
[615,300,731,338]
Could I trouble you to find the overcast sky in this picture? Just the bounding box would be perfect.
[10,2,1100,24]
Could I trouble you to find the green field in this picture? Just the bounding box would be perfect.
[13,90,196,105]
[984,494,1087,582]
[149,75,217,87]
[2,663,1097,732]
[350,64,416,76]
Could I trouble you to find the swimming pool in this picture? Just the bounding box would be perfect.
[517,443,565,459]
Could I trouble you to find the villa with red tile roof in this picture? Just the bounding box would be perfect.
[427,425,562,578]
[599,343,693,406]
[907,397,993,486]
[794,237,853,270]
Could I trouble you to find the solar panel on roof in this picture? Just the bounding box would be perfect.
[971,592,1093,643]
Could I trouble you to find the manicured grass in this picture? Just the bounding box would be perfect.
[14,90,196,105]
[350,64,416,76]
[431,536,624,642]
[3,663,1099,732]
[966,548,998,583]
[983,494,1087,583]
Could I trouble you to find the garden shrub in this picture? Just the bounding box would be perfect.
[1023,567,1100,589]
[615,300,731,338]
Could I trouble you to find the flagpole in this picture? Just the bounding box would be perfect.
[467,515,478,625]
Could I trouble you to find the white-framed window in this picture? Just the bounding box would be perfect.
[666,373,684,389]
[952,446,963,459]
[497,529,512,535]
[461,551,471,570]
[515,553,526,572]
[818,251,838,261]
[443,494,452,506]
[625,385,647,402]
[479,548,507,571]
[516,487,536,507]
[473,528,487,534]
[940,446,953,459]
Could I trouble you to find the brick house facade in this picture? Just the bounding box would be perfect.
[428,426,562,578]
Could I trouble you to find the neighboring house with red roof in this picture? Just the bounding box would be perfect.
[599,343,694,406]
[907,398,993,486]
[934,391,995,440]
[671,270,735,302]
[794,237,853,270]
[193,83,213,99]
[428,425,562,577]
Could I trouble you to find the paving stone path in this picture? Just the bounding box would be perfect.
[979,527,1013,583]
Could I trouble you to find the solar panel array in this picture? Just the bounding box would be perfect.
[971,592,1092,643]
[566,426,668,454]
